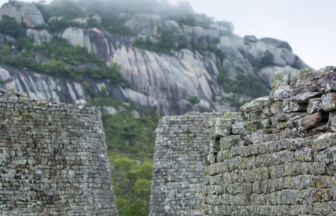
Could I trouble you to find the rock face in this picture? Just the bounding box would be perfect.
[0,65,147,107]
[0,4,312,115]
[203,66,336,215]
[124,13,162,36]
[0,1,45,29]
[60,27,222,115]
[58,27,311,114]
[26,29,52,45]
[0,1,54,45]
[0,89,118,215]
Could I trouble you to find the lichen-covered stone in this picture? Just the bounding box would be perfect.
[0,89,118,215]
[149,112,223,216]
[272,70,291,89]
[202,66,336,216]
[322,93,336,111]
[307,98,324,114]
[291,91,321,103]
[151,66,336,216]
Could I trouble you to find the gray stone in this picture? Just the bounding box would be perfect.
[260,37,292,51]
[132,109,141,118]
[149,112,223,216]
[103,106,117,115]
[291,92,321,103]
[322,93,336,112]
[244,35,258,43]
[307,98,323,114]
[26,29,52,45]
[0,89,118,215]
[163,20,183,36]
[198,66,336,216]
[0,1,46,29]
[124,13,162,36]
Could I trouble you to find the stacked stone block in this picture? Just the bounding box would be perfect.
[0,89,118,215]
[149,112,224,216]
[203,66,336,215]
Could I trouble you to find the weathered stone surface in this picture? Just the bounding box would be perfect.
[124,13,162,36]
[307,98,323,114]
[273,86,293,101]
[60,27,223,115]
[0,89,118,215]
[272,70,291,89]
[260,37,292,51]
[322,93,336,112]
[26,29,53,45]
[300,112,322,130]
[149,112,224,216]
[0,1,46,29]
[200,66,336,215]
[328,111,336,132]
[283,99,307,112]
[291,91,321,103]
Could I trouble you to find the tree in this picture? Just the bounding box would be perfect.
[112,157,153,216]
[188,96,200,105]
[0,15,24,38]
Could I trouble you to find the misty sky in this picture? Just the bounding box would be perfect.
[0,0,335,69]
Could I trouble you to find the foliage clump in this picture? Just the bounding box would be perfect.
[0,15,24,38]
[110,156,153,216]
[0,36,130,88]
[218,69,268,99]
[188,96,200,105]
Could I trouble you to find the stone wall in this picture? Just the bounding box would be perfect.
[0,89,118,215]
[149,112,222,216]
[203,66,336,215]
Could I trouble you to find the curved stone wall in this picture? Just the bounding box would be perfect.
[0,89,118,215]
[149,112,222,216]
[203,67,336,215]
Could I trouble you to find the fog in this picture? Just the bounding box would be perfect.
[0,0,335,69]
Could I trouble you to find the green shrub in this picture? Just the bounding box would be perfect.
[132,31,176,55]
[218,69,268,98]
[258,50,274,68]
[48,0,86,20]
[110,156,153,216]
[188,96,200,105]
[0,36,131,88]
[0,15,24,38]
[90,97,160,162]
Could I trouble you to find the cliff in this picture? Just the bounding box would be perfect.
[0,0,312,116]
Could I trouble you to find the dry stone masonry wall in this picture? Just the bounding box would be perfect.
[0,89,118,215]
[149,112,223,216]
[203,66,336,215]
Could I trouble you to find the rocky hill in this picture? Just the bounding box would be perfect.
[0,0,311,116]
[0,0,314,214]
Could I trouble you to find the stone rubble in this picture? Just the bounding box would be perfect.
[0,88,118,215]
[203,66,336,215]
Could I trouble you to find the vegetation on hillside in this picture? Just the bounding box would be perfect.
[0,15,25,38]
[0,36,130,88]
[0,0,273,214]
[90,97,160,162]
